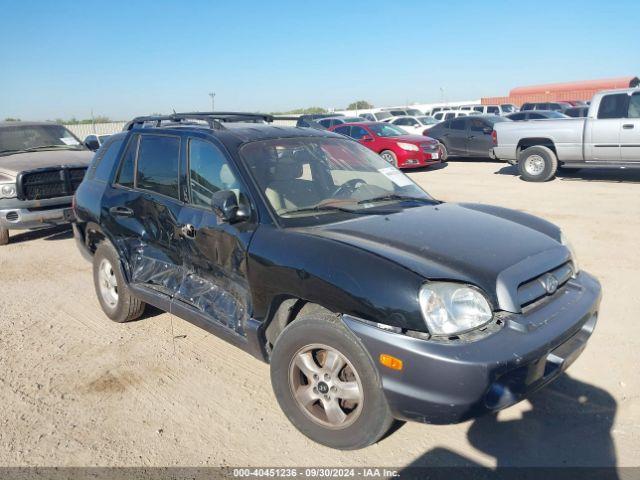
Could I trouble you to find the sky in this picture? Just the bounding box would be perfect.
[1,0,639,121]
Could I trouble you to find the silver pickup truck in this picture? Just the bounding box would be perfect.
[493,87,640,181]
[0,122,93,245]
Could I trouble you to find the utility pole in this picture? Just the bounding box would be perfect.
[208,92,216,112]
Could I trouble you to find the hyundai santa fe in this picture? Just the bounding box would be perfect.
[73,112,601,450]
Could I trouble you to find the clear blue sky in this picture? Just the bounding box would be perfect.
[1,0,638,120]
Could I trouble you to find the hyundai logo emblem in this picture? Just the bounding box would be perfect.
[542,273,559,294]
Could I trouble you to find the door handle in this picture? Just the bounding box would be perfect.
[180,224,197,239]
[622,124,634,129]
[109,206,134,217]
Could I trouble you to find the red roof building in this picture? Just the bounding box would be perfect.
[482,76,639,106]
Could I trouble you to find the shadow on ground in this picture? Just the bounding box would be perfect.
[399,374,618,478]
[7,224,73,245]
[495,164,640,184]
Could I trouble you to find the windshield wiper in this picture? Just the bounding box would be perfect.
[357,194,441,205]
[282,204,362,216]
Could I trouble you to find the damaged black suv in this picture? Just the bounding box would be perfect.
[73,113,601,450]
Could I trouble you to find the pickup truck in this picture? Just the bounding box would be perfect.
[493,88,640,181]
[0,122,93,245]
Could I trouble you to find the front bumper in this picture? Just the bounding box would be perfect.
[0,204,75,229]
[397,148,442,169]
[343,271,601,424]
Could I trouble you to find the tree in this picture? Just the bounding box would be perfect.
[347,100,373,110]
[4,117,20,122]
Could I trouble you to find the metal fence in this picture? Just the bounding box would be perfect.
[64,117,297,139]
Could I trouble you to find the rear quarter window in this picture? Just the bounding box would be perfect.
[89,137,125,182]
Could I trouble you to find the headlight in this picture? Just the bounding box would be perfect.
[397,142,419,151]
[0,183,17,199]
[561,231,580,275]
[419,282,493,336]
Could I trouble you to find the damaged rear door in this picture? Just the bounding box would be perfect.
[173,136,257,336]
[103,132,184,296]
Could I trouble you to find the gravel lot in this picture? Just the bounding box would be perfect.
[1,160,639,468]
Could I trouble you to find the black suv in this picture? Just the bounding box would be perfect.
[73,113,601,450]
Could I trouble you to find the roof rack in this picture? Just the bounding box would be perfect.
[123,112,275,131]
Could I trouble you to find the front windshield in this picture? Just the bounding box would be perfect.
[367,124,407,137]
[343,117,364,123]
[374,112,392,120]
[544,111,569,118]
[0,124,84,155]
[406,109,423,116]
[501,104,516,112]
[241,137,433,224]
[418,116,438,125]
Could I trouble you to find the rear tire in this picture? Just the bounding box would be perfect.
[93,242,146,323]
[270,313,395,450]
[518,145,558,182]
[0,227,8,246]
[380,150,398,167]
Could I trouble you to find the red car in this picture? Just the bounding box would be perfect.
[329,122,441,169]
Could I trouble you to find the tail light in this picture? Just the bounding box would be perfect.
[491,130,497,145]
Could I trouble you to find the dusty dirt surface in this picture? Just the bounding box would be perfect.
[1,160,638,468]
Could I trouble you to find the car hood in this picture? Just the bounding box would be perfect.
[304,202,568,311]
[0,150,93,177]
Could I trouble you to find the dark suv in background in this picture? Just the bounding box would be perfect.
[73,113,601,450]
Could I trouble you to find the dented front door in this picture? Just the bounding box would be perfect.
[173,137,257,336]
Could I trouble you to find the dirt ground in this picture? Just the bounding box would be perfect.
[1,160,639,468]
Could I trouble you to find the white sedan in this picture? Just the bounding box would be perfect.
[389,115,440,135]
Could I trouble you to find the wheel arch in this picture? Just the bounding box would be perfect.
[517,137,557,156]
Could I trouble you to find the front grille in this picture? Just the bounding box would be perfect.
[421,143,438,152]
[517,261,574,308]
[19,167,87,200]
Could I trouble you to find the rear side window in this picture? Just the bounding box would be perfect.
[450,118,466,130]
[473,106,484,112]
[521,104,533,111]
[136,135,181,199]
[115,135,139,188]
[487,106,499,114]
[333,126,350,136]
[92,137,124,182]
[469,118,487,132]
[598,94,629,119]
[445,113,455,120]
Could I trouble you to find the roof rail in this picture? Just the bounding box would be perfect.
[123,112,275,131]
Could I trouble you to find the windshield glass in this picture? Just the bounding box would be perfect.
[368,124,407,137]
[545,111,569,118]
[501,104,516,112]
[418,116,438,125]
[406,109,422,116]
[343,117,364,123]
[0,124,84,155]
[241,137,433,225]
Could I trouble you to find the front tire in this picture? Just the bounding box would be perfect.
[518,145,558,182]
[0,227,8,246]
[270,313,395,450]
[438,142,449,161]
[380,150,398,167]
[93,242,146,323]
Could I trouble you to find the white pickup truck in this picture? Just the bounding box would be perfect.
[493,88,640,181]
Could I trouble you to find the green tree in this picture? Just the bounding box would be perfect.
[347,100,373,110]
[4,117,20,122]
[271,106,328,115]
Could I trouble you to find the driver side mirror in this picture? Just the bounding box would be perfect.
[85,137,100,151]
[211,190,249,224]
[361,135,374,142]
